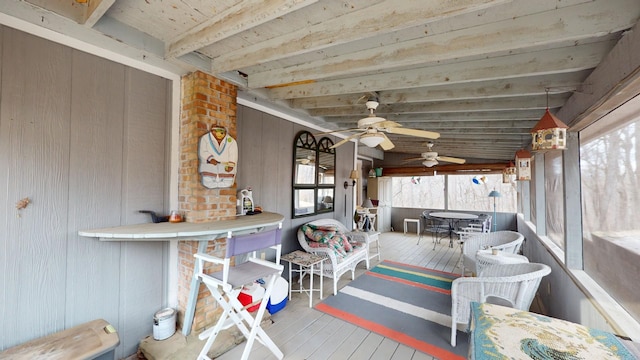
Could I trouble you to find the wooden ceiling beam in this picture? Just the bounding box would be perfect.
[233,0,590,77]
[84,0,115,27]
[327,109,544,123]
[166,0,319,59]
[251,0,633,87]
[307,94,569,117]
[392,148,523,158]
[289,72,587,109]
[382,163,510,176]
[358,120,538,129]
[208,0,510,74]
[266,40,614,99]
[396,121,538,129]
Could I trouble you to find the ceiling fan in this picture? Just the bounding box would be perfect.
[322,99,440,150]
[296,155,315,165]
[403,142,466,167]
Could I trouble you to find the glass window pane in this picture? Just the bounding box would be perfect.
[294,149,316,185]
[581,113,640,323]
[317,138,335,185]
[448,174,517,212]
[317,188,334,212]
[293,189,315,216]
[391,175,445,208]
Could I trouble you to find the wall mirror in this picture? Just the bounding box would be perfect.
[293,131,335,217]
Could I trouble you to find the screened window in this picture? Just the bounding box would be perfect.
[529,160,537,225]
[580,105,640,322]
[544,152,565,249]
[391,173,516,212]
[448,174,517,213]
[391,175,445,209]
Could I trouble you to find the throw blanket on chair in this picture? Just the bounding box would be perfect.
[301,224,361,260]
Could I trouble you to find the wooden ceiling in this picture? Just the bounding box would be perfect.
[4,0,640,164]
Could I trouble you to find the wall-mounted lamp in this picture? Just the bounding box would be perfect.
[344,170,359,189]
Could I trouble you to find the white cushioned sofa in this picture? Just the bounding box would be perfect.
[297,219,369,295]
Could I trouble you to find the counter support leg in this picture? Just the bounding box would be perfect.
[182,240,209,336]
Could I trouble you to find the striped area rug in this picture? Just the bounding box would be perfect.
[315,260,468,359]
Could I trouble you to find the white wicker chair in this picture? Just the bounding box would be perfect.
[461,230,524,276]
[297,219,369,295]
[450,262,551,346]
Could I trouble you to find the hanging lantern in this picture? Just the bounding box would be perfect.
[502,170,510,183]
[505,162,516,175]
[502,162,516,183]
[531,109,569,151]
[515,149,532,181]
[531,90,570,151]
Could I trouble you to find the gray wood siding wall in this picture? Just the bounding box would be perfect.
[0,26,170,359]
[236,105,355,256]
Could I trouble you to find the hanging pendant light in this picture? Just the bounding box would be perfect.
[360,133,385,148]
[515,149,532,181]
[502,161,516,183]
[531,89,569,151]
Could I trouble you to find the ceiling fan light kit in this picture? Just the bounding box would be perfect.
[360,133,385,147]
[422,159,438,167]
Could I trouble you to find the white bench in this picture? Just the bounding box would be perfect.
[297,219,370,295]
[404,218,420,236]
[0,319,119,360]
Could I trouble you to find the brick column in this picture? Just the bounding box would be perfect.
[176,71,238,333]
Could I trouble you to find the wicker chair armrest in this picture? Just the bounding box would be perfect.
[452,277,522,323]
[345,231,368,243]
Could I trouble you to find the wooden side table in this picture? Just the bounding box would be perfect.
[281,250,326,307]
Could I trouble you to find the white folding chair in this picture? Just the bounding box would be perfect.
[195,227,284,360]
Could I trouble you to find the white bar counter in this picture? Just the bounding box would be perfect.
[79,211,285,336]
[79,211,285,241]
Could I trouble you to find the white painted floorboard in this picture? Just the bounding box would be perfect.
[217,231,461,360]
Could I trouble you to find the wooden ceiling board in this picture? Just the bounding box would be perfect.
[5,0,639,165]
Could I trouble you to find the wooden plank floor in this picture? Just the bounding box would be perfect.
[217,231,461,360]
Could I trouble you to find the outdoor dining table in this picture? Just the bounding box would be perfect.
[428,211,479,246]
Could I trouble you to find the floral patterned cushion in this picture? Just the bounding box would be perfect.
[301,224,354,258]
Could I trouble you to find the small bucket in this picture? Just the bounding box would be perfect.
[153,308,176,340]
[375,167,383,177]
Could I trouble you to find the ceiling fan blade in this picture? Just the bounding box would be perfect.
[314,128,360,136]
[402,156,425,162]
[377,120,401,128]
[386,127,440,139]
[436,156,466,164]
[330,131,366,149]
[379,133,395,151]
